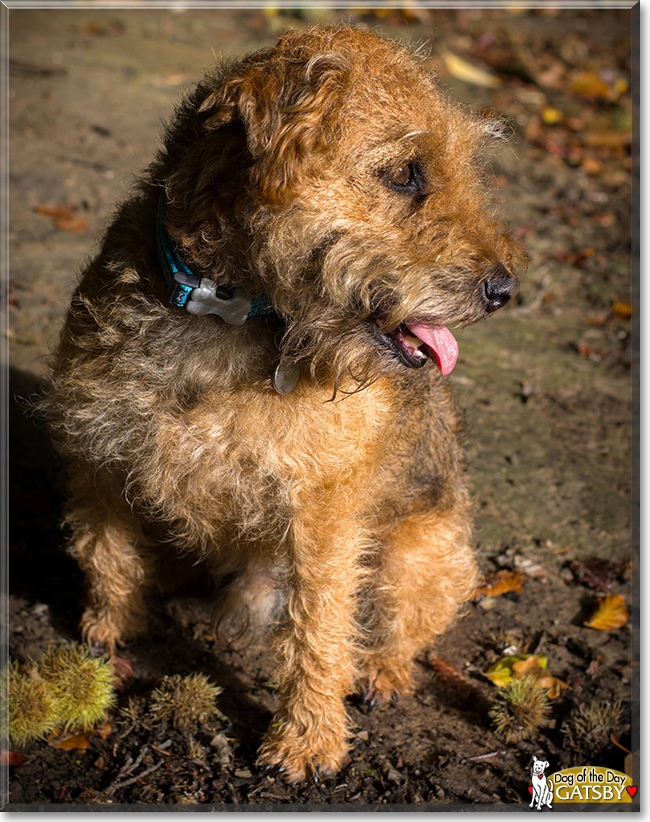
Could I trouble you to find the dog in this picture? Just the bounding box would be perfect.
[43,25,524,782]
[530,756,553,809]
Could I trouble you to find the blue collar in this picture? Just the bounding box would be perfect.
[155,196,275,324]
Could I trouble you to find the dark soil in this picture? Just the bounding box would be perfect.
[6,6,636,809]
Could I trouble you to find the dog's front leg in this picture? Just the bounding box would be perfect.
[361,502,477,705]
[257,488,365,782]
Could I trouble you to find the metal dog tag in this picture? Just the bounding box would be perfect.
[185,280,252,326]
[273,357,301,394]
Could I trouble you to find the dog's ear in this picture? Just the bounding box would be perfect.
[199,48,351,204]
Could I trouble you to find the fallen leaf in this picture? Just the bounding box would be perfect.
[485,654,545,687]
[568,558,615,593]
[48,720,111,751]
[541,106,563,125]
[441,49,501,88]
[428,654,476,692]
[34,204,87,233]
[49,731,92,751]
[35,203,75,220]
[511,655,547,679]
[486,654,567,698]
[474,570,524,599]
[535,671,569,699]
[95,720,111,740]
[571,71,612,101]
[58,216,88,233]
[0,750,26,766]
[584,594,629,631]
[111,654,135,690]
[612,301,633,320]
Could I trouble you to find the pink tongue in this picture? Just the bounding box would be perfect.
[407,323,459,376]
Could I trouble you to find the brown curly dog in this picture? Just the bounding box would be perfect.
[43,25,524,781]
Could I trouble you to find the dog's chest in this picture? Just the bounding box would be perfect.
[156,379,396,538]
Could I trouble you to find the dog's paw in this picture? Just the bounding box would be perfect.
[359,664,412,710]
[257,721,349,783]
[80,610,124,653]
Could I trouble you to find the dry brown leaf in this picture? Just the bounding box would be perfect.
[49,731,92,751]
[536,672,569,699]
[511,655,545,679]
[34,204,87,233]
[56,215,88,233]
[474,569,524,599]
[584,594,629,631]
[111,654,135,691]
[34,204,75,220]
[428,654,476,692]
[0,750,26,766]
[48,720,111,751]
[95,720,111,740]
[510,656,568,699]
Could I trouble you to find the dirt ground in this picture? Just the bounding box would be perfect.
[6,6,636,809]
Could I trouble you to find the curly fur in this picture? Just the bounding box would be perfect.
[41,25,524,781]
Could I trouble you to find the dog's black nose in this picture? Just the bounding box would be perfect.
[483,265,519,313]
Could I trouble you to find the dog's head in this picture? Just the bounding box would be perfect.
[162,26,525,390]
[531,756,550,776]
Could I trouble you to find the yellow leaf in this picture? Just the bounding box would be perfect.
[485,654,568,698]
[612,301,633,320]
[584,594,629,631]
[572,71,611,101]
[485,654,542,687]
[441,49,500,88]
[542,106,563,125]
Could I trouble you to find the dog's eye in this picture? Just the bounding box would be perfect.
[389,165,411,187]
[383,162,425,195]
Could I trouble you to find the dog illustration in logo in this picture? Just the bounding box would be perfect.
[530,756,553,810]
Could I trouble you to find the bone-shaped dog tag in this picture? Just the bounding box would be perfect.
[185,280,252,326]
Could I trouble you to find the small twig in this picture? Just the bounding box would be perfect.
[106,761,163,794]
[113,755,133,781]
[104,746,150,795]
[610,734,632,755]
[122,745,148,778]
[461,750,508,764]
[259,791,289,801]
